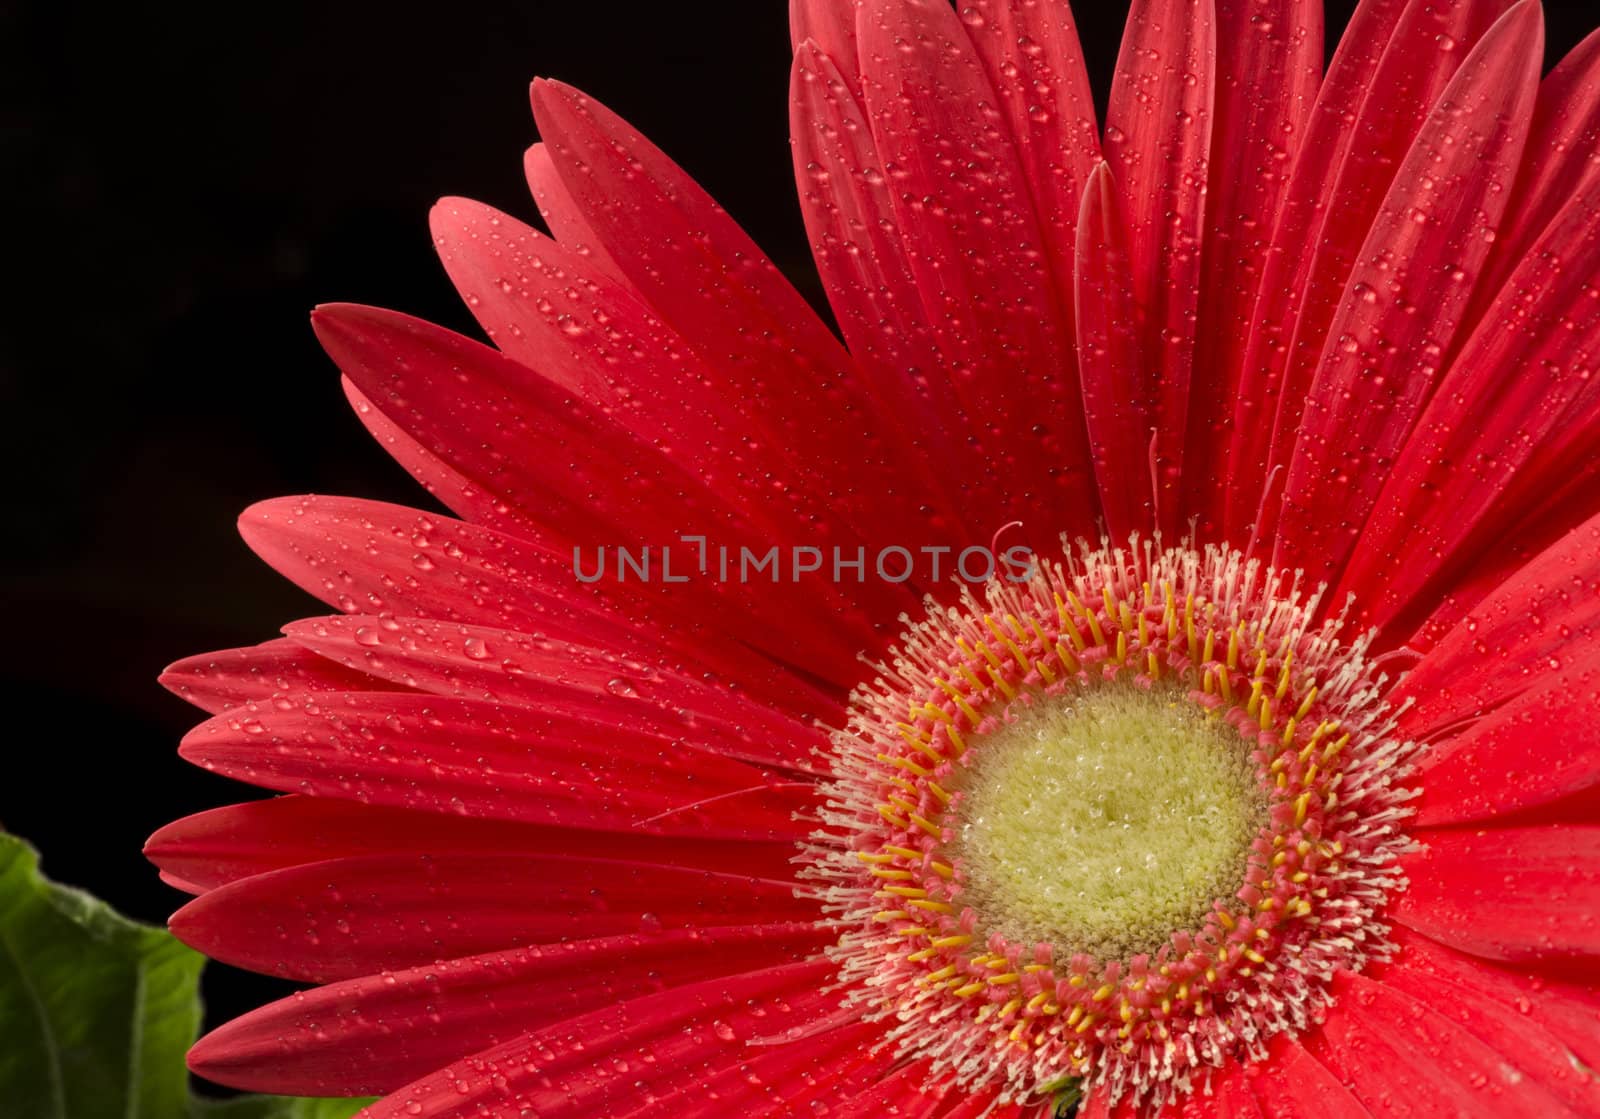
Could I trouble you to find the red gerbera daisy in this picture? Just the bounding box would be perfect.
[151,0,1600,1115]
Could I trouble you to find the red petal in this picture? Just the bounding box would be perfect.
[238,495,574,628]
[526,81,848,378]
[238,494,837,721]
[1242,1032,1370,1119]
[1376,942,1600,1114]
[1394,509,1600,735]
[1075,1089,1125,1119]
[177,691,812,840]
[1196,1068,1263,1119]
[627,1021,889,1119]
[429,197,644,397]
[1392,825,1600,963]
[314,302,881,685]
[1448,464,1600,643]
[1105,0,1215,532]
[791,0,864,87]
[282,614,825,776]
[170,854,817,982]
[855,0,1097,535]
[356,960,841,1118]
[146,798,526,894]
[1412,663,1600,826]
[317,304,716,545]
[520,142,625,284]
[1079,1062,1262,1119]
[826,1061,953,1119]
[158,871,205,894]
[1184,0,1322,536]
[1308,970,1581,1118]
[528,80,950,569]
[144,796,799,894]
[828,1061,1041,1119]
[1223,0,1517,542]
[1386,925,1600,1077]
[788,42,975,539]
[936,1089,1038,1119]
[430,194,931,622]
[964,0,1102,303]
[1481,28,1600,299]
[340,378,526,538]
[1275,0,1543,591]
[187,923,832,1095]
[432,194,820,505]
[1074,161,1155,538]
[160,638,401,716]
[628,1020,894,1119]
[1337,170,1600,634]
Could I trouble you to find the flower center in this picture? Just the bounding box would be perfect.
[807,539,1418,1113]
[951,682,1265,962]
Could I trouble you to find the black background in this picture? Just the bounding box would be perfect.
[3,0,1596,1071]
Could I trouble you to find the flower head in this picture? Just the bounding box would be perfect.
[152,0,1600,1116]
[815,542,1420,1108]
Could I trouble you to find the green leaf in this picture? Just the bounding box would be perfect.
[1044,1074,1084,1117]
[0,833,371,1119]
